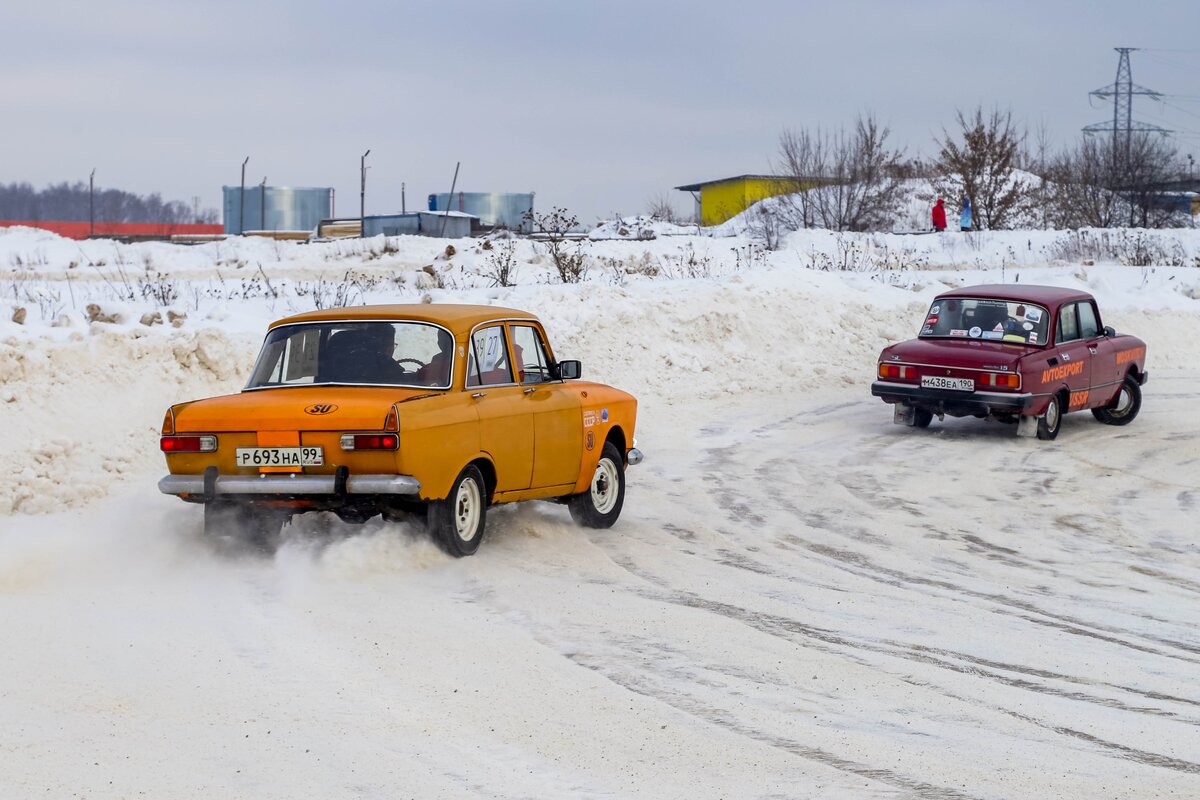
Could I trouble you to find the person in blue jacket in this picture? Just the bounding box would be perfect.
[960,195,973,232]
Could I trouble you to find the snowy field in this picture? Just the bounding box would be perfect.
[2,224,1200,798]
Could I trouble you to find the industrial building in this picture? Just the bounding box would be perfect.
[427,192,534,232]
[317,211,478,240]
[222,186,333,235]
[674,174,828,226]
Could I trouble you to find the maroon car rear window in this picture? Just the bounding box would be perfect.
[919,298,1050,346]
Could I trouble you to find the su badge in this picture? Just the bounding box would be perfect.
[304,403,338,415]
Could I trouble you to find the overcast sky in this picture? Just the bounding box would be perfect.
[3,0,1198,224]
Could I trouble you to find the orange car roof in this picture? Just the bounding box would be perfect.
[269,304,538,335]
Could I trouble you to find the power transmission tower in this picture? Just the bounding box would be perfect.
[1082,47,1168,160]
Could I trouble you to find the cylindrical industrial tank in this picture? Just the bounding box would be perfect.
[427,192,534,231]
[222,186,333,234]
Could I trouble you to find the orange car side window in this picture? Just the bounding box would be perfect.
[467,326,513,387]
[510,325,552,384]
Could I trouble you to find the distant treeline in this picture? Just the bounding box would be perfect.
[0,181,217,224]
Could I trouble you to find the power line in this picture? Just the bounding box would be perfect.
[1138,52,1200,73]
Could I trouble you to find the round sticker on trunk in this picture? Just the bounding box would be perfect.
[969,326,982,338]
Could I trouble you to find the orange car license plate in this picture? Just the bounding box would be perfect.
[235,447,324,467]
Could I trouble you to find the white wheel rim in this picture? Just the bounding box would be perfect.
[454,477,481,541]
[1045,398,1060,429]
[590,458,620,515]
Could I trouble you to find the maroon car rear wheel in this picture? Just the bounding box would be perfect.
[1092,374,1141,426]
[1036,394,1063,440]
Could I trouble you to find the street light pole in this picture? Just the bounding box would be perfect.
[89,168,96,238]
[360,149,371,235]
[260,176,267,231]
[239,156,249,235]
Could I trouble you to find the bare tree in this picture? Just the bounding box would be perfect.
[645,192,678,224]
[774,114,905,232]
[0,181,212,224]
[775,128,821,229]
[523,207,588,283]
[1044,133,1185,229]
[934,107,1031,230]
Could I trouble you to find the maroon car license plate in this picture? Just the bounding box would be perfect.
[921,376,974,392]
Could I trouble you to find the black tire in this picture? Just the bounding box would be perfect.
[1037,393,1063,441]
[568,442,625,528]
[913,408,933,429]
[427,465,487,557]
[204,501,285,550]
[1091,374,1142,426]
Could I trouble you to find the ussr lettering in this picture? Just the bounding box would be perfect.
[1041,361,1085,383]
[1069,390,1089,409]
[1115,346,1145,366]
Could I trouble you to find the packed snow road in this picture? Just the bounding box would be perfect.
[2,373,1198,799]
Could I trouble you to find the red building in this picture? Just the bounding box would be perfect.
[0,221,223,240]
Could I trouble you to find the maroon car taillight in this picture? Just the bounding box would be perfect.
[978,372,1021,390]
[340,434,399,451]
[879,363,916,380]
[161,435,218,453]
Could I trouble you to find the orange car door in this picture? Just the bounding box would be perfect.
[510,323,583,489]
[467,324,533,492]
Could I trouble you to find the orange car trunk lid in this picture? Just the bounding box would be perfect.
[173,386,434,432]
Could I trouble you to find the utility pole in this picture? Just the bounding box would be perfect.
[360,149,371,235]
[440,161,460,238]
[1083,48,1168,161]
[1083,48,1170,226]
[89,168,96,237]
[402,181,406,214]
[239,156,249,234]
[260,177,267,231]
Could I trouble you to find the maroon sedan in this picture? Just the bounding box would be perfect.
[871,285,1148,439]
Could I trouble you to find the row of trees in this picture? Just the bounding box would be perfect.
[659,109,1193,234]
[0,182,217,224]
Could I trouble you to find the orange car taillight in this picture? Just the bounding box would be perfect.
[339,434,399,451]
[161,408,176,435]
[978,372,1021,389]
[161,435,217,453]
[878,363,916,380]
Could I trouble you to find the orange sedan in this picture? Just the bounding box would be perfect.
[158,305,642,556]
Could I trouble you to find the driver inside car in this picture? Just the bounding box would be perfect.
[415,330,454,386]
[365,324,407,383]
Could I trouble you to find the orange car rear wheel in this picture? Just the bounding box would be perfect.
[428,465,487,557]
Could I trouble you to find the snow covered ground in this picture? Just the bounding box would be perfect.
[2,224,1199,798]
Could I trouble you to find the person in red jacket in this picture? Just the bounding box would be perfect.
[931,198,947,232]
